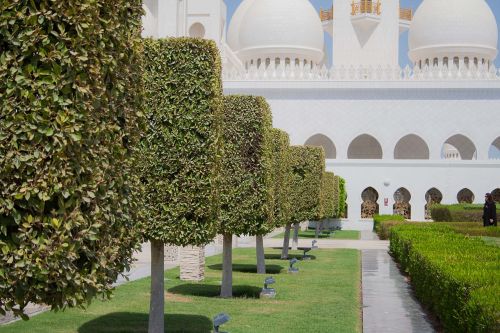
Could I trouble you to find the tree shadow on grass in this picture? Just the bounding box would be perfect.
[266,252,316,260]
[168,284,261,299]
[78,312,212,333]
[207,263,284,274]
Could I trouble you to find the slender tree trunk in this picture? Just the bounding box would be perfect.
[292,222,300,250]
[148,240,164,333]
[256,234,266,274]
[220,233,233,298]
[315,221,320,239]
[281,223,291,259]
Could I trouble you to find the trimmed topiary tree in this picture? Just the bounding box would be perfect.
[0,0,144,318]
[337,176,347,218]
[140,38,223,332]
[282,146,325,258]
[219,95,273,296]
[315,171,336,238]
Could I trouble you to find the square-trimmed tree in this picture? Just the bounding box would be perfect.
[315,171,336,238]
[140,38,223,332]
[282,146,325,258]
[0,0,144,318]
[219,95,274,296]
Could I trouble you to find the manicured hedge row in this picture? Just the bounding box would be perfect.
[390,224,500,332]
[0,0,144,317]
[336,176,347,218]
[270,129,292,229]
[321,172,336,219]
[140,38,223,246]
[373,214,405,239]
[219,95,274,236]
[289,146,325,223]
[430,204,500,222]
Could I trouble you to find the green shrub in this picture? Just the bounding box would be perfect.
[219,95,274,236]
[270,129,292,229]
[289,146,325,224]
[0,0,144,317]
[373,215,405,239]
[335,176,347,218]
[140,38,223,246]
[390,224,500,332]
[321,172,336,219]
[442,222,500,237]
[431,204,499,222]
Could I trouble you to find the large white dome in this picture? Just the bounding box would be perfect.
[227,0,325,65]
[409,0,498,64]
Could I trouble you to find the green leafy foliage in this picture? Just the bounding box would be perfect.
[270,129,292,228]
[139,38,223,246]
[0,0,144,316]
[219,95,274,236]
[430,204,499,222]
[289,146,325,223]
[335,176,347,218]
[321,172,336,219]
[373,214,405,239]
[390,224,500,332]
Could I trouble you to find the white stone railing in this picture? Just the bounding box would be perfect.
[223,63,500,81]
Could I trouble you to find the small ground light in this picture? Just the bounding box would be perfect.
[288,258,299,273]
[213,313,230,333]
[260,276,276,298]
[312,240,318,249]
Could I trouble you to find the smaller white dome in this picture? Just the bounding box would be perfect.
[409,0,498,64]
[227,0,324,65]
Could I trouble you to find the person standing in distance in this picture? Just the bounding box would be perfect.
[483,193,497,227]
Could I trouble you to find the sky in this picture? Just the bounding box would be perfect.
[223,0,500,67]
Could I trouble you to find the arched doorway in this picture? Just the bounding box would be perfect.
[457,188,475,204]
[361,187,379,218]
[393,187,411,219]
[425,188,443,220]
[442,135,477,160]
[305,134,337,159]
[394,134,430,160]
[348,134,383,159]
[489,137,500,160]
[491,188,500,203]
[189,23,206,38]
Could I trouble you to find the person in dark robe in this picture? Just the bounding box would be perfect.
[483,193,497,227]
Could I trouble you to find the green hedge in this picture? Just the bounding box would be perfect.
[390,224,500,332]
[270,129,292,229]
[373,214,406,239]
[219,95,274,236]
[289,146,325,223]
[0,0,144,317]
[336,176,347,218]
[321,172,336,219]
[430,204,500,222]
[139,38,223,246]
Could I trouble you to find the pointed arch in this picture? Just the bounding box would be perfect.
[457,188,475,204]
[393,187,411,219]
[361,187,379,218]
[348,134,382,159]
[442,134,477,160]
[305,134,337,159]
[394,134,430,160]
[425,188,443,220]
[489,137,500,159]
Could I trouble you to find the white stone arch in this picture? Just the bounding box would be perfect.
[304,134,337,159]
[348,134,383,159]
[394,134,430,160]
[425,188,443,220]
[442,134,477,160]
[361,187,379,218]
[457,188,475,204]
[489,137,500,160]
[189,22,206,38]
[492,188,500,203]
[393,187,411,219]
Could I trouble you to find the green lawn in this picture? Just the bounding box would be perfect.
[481,236,500,247]
[273,229,360,240]
[2,248,361,333]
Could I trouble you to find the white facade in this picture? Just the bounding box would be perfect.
[143,0,500,223]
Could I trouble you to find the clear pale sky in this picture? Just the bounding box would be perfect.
[224,0,500,67]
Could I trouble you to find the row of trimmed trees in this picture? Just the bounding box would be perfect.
[1,6,346,330]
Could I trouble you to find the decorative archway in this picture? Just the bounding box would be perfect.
[348,134,383,159]
[425,188,443,220]
[361,187,379,218]
[394,134,430,160]
[457,188,475,204]
[491,188,500,203]
[305,134,337,159]
[393,187,411,219]
[442,135,477,160]
[489,137,500,160]
[189,22,206,38]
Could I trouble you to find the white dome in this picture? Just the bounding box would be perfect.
[409,0,498,63]
[227,0,325,64]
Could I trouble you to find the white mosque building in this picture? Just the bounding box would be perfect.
[142,0,500,226]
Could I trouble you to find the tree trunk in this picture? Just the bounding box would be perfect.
[281,223,291,259]
[292,222,300,250]
[256,234,266,274]
[148,240,164,333]
[315,221,320,239]
[220,233,233,298]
